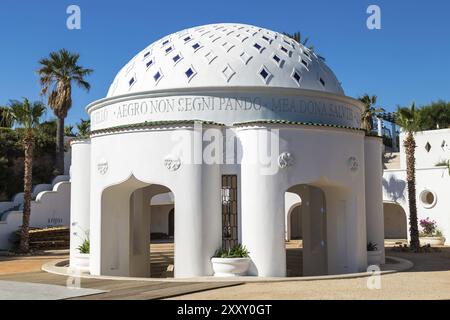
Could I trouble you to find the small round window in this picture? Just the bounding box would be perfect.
[420,190,437,209]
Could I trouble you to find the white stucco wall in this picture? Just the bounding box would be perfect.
[399,128,450,169]
[383,167,450,244]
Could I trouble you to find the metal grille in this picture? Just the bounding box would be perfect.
[221,175,238,250]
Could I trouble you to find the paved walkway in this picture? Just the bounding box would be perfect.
[0,271,242,300]
[168,247,450,300]
[1,245,449,300]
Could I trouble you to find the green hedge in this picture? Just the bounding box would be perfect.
[0,122,57,201]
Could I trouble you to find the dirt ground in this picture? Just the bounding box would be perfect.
[0,251,68,276]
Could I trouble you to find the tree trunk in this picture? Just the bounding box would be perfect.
[404,132,420,251]
[20,132,34,253]
[55,116,65,175]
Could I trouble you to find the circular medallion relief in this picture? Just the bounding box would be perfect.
[278,152,294,169]
[348,156,359,173]
[97,159,108,175]
[164,156,181,172]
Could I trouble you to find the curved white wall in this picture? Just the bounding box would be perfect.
[364,136,385,263]
[69,140,91,270]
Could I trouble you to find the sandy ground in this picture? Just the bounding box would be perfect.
[168,247,450,300]
[0,251,69,276]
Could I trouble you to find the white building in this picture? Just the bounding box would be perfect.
[383,128,450,244]
[70,23,386,278]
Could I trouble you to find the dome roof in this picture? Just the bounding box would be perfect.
[107,23,344,98]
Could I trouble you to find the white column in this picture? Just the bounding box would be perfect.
[174,127,222,277]
[364,137,385,264]
[377,117,383,137]
[391,123,398,150]
[241,169,286,277]
[69,140,91,272]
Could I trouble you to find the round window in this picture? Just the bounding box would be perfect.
[420,190,437,209]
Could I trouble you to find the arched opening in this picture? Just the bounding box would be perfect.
[290,205,303,240]
[383,202,407,242]
[168,209,174,238]
[285,185,327,277]
[100,176,175,278]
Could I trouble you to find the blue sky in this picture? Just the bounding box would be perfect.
[0,0,449,125]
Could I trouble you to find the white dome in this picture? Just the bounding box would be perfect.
[107,23,344,97]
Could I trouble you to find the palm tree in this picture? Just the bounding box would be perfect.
[396,103,423,251]
[283,31,327,61]
[76,119,90,139]
[3,99,46,252]
[359,94,384,134]
[0,106,13,128]
[283,31,312,49]
[37,49,93,174]
[64,124,75,137]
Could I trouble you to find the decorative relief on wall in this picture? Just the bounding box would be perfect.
[278,152,294,169]
[97,159,109,175]
[348,156,359,173]
[164,155,181,172]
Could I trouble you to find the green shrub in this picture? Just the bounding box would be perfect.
[214,244,250,258]
[77,239,90,254]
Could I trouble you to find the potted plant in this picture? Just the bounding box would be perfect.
[211,244,251,277]
[367,242,382,266]
[72,238,90,273]
[419,218,446,246]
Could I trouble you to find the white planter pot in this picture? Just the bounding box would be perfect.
[420,237,446,246]
[211,257,251,277]
[367,250,382,266]
[72,253,90,273]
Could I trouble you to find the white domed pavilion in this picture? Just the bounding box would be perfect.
[70,23,385,278]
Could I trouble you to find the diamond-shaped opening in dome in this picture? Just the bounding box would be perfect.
[204,50,218,64]
[441,140,446,148]
[192,42,202,52]
[183,35,192,43]
[143,51,151,59]
[301,58,309,69]
[145,58,155,70]
[262,35,273,44]
[425,142,432,153]
[280,45,292,57]
[272,53,284,68]
[222,64,236,83]
[222,42,235,52]
[165,46,174,55]
[319,77,326,87]
[253,43,265,53]
[161,38,171,47]
[291,69,302,87]
[239,51,253,65]
[258,65,273,84]
[128,74,136,88]
[153,69,163,85]
[184,65,197,82]
[172,53,183,65]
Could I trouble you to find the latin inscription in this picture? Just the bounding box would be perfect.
[91,95,360,128]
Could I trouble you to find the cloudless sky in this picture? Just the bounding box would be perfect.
[0,0,449,125]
